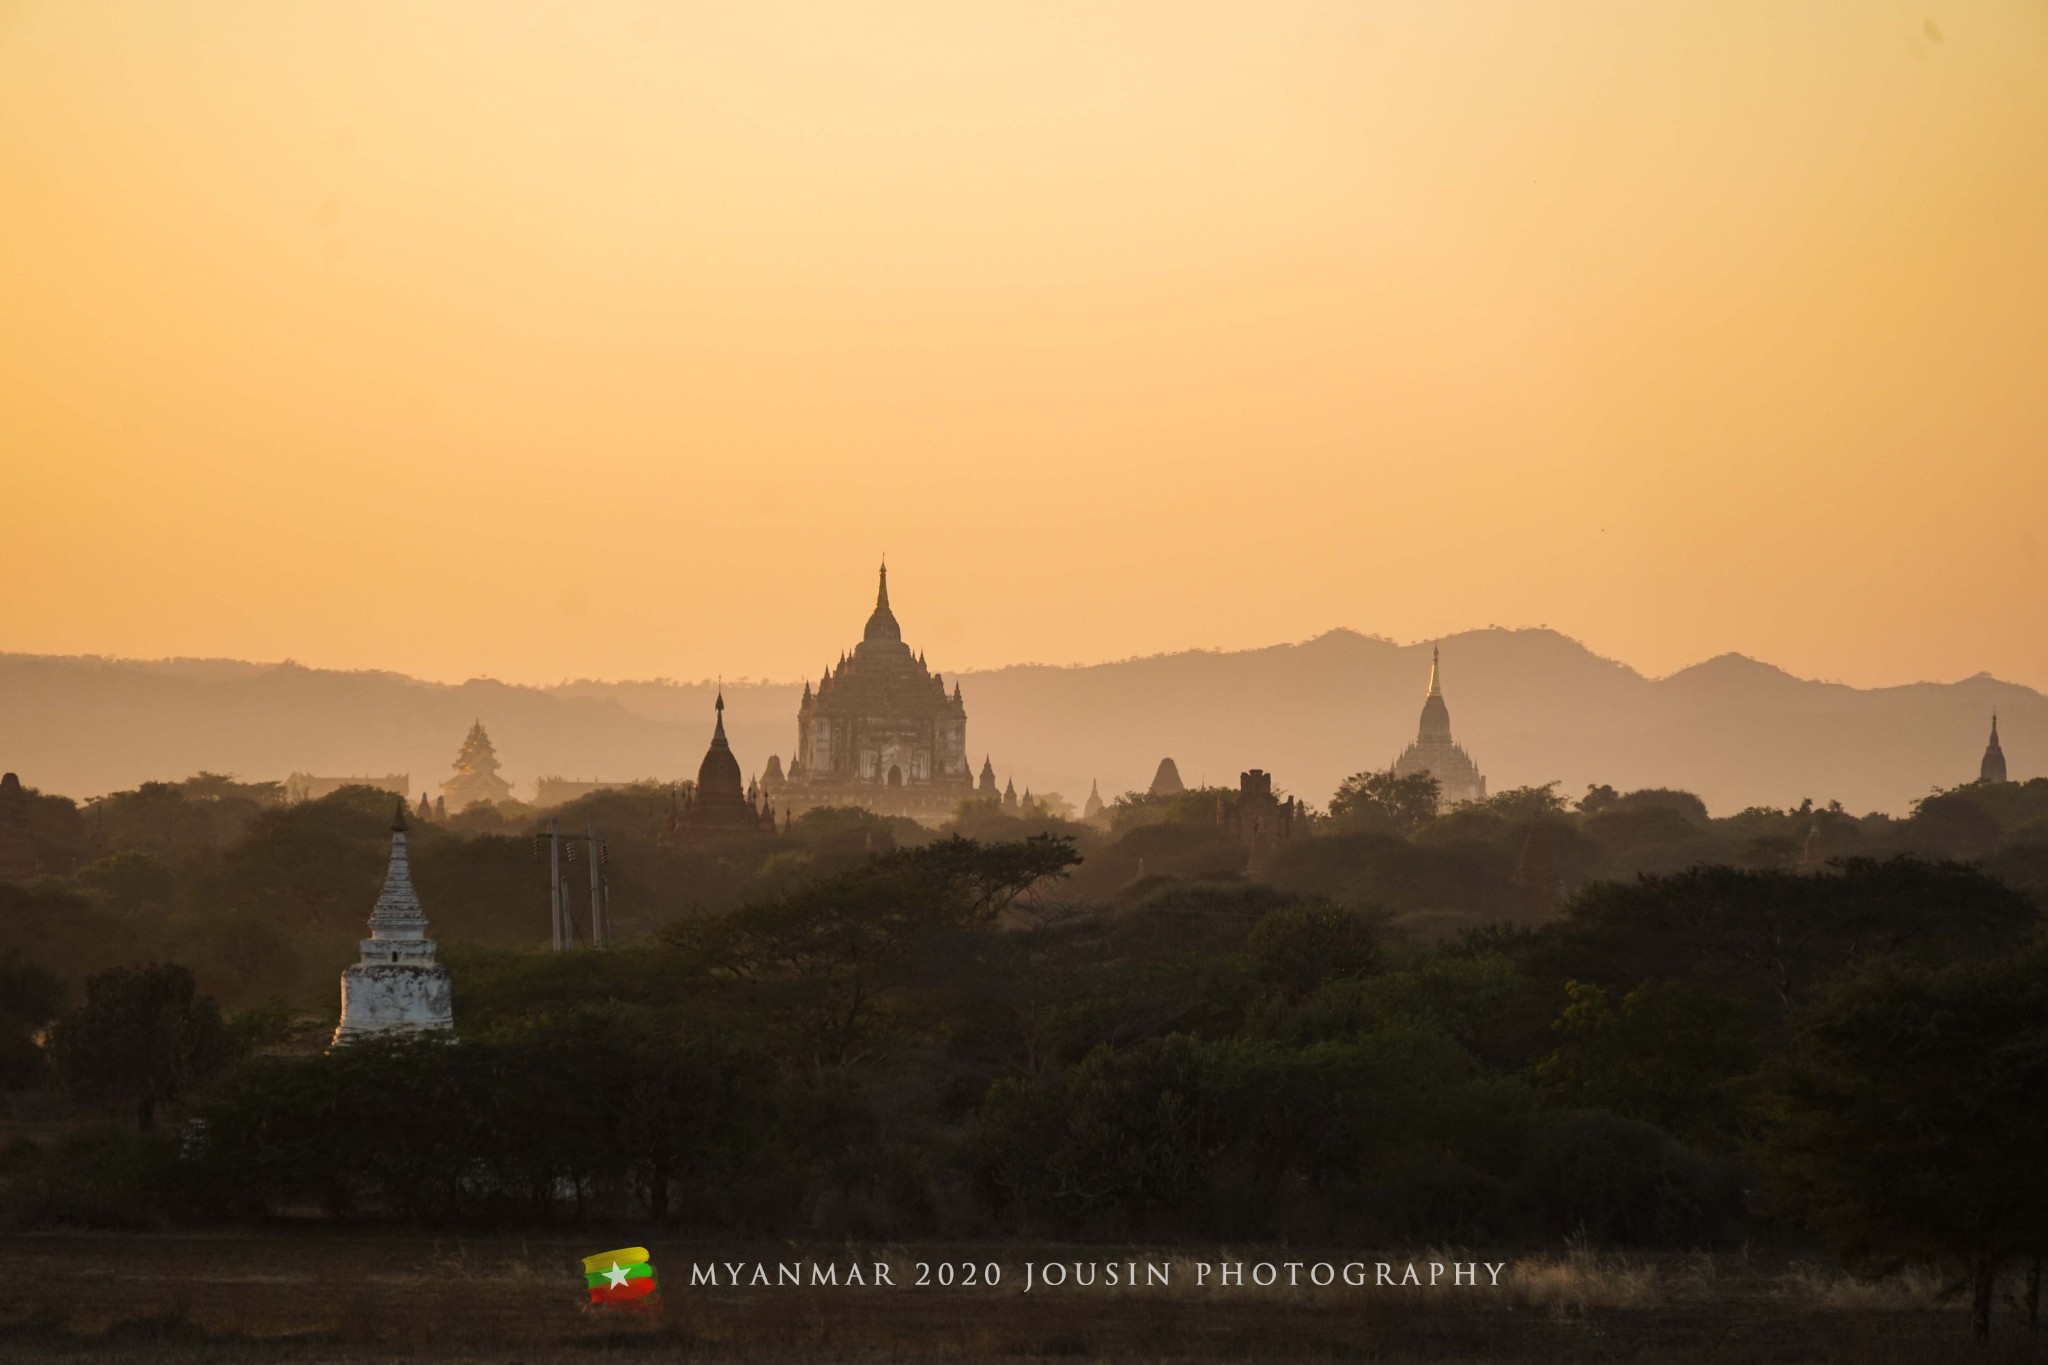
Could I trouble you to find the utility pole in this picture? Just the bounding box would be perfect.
[560,843,579,949]
[548,817,564,951]
[587,820,609,947]
[535,820,610,951]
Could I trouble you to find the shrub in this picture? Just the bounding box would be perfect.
[1521,1109,1745,1245]
[0,1125,182,1229]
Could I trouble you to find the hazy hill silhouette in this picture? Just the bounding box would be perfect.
[0,629,2033,814]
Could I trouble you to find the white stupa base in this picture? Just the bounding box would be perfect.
[332,962,454,1043]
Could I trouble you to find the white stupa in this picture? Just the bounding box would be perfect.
[333,803,454,1044]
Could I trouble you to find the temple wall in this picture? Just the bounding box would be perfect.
[1394,740,1488,807]
[335,963,454,1039]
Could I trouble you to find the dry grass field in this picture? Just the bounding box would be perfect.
[0,1234,2040,1364]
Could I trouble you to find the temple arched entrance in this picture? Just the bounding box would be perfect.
[887,765,903,787]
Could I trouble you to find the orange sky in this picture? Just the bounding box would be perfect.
[3,2,2045,691]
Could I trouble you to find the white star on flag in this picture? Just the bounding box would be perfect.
[605,1262,631,1289]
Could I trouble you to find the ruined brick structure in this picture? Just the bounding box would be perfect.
[1219,768,1304,874]
[0,773,38,883]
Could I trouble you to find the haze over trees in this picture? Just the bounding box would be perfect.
[2,628,2040,814]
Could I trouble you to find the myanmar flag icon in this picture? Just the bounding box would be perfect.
[583,1247,660,1312]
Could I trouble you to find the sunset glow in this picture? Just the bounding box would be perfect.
[4,2,2044,688]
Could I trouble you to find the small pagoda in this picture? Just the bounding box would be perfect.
[1148,758,1186,798]
[677,692,779,835]
[440,719,514,811]
[1083,779,1106,821]
[1980,714,2008,784]
[333,804,454,1043]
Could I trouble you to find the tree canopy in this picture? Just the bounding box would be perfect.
[1764,947,2048,1339]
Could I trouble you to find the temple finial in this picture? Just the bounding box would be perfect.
[862,559,901,643]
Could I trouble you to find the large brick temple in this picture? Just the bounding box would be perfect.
[762,564,990,822]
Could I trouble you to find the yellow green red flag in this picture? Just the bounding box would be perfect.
[582,1247,659,1309]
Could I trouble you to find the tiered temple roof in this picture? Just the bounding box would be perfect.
[772,564,981,821]
[1392,647,1487,809]
[441,720,514,811]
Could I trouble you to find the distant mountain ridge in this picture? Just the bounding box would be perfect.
[0,629,2034,815]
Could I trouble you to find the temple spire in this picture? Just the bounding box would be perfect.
[1981,712,2008,784]
[861,559,903,644]
[687,688,751,826]
[366,814,427,939]
[1398,644,1481,801]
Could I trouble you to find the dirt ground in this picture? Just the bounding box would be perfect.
[0,1232,2037,1364]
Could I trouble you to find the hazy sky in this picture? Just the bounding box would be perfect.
[4,2,2044,690]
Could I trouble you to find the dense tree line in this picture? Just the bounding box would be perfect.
[3,770,2048,1337]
